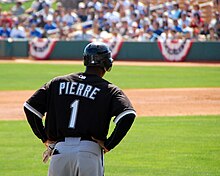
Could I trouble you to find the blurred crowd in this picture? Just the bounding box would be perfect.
[0,0,220,41]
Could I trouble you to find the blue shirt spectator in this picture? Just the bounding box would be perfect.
[30,24,42,38]
[0,26,11,38]
[169,3,181,20]
[44,21,57,31]
[173,19,183,33]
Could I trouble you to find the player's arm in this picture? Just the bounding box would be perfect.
[92,110,136,153]
[104,110,136,151]
[24,106,48,143]
[23,83,50,143]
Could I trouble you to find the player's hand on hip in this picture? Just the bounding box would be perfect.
[44,140,56,147]
[92,137,109,154]
[42,140,57,163]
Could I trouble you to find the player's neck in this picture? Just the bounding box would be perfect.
[84,67,105,78]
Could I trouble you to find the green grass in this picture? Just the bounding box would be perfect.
[0,63,220,90]
[0,1,33,12]
[0,0,57,12]
[0,116,220,176]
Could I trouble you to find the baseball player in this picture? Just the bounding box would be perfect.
[24,42,136,176]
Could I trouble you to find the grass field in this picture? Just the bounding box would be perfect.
[0,116,219,176]
[0,62,220,176]
[0,63,220,90]
[0,0,56,12]
[0,1,33,12]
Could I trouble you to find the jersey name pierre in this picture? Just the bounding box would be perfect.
[59,81,101,100]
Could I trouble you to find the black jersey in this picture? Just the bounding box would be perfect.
[24,72,135,142]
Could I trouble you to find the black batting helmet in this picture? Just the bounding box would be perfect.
[83,42,113,72]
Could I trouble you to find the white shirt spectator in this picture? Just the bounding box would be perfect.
[72,30,94,40]
[160,29,173,41]
[115,0,131,11]
[36,4,54,21]
[178,13,191,27]
[31,0,40,11]
[104,9,120,24]
[133,0,145,13]
[11,2,25,16]
[10,25,26,38]
[94,1,102,11]
[62,11,78,26]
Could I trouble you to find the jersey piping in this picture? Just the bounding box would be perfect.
[113,109,136,124]
[24,102,43,119]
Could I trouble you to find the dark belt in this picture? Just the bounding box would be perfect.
[53,137,97,156]
[57,136,96,143]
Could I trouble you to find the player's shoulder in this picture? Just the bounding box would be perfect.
[107,82,123,94]
[51,73,81,82]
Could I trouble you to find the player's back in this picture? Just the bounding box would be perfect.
[45,72,115,141]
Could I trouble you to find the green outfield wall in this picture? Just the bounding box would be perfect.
[0,40,219,61]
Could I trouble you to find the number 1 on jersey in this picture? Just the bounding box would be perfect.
[69,100,79,129]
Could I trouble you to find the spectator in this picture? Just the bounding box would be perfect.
[11,1,25,17]
[118,18,129,37]
[162,12,173,29]
[53,10,62,25]
[0,0,219,41]
[0,23,11,38]
[169,3,181,20]
[159,27,173,40]
[152,21,163,36]
[96,10,106,29]
[29,14,38,25]
[190,13,204,29]
[92,0,102,12]
[102,21,111,33]
[77,2,88,22]
[191,4,201,17]
[72,25,94,40]
[207,27,219,41]
[172,19,182,33]
[115,0,131,11]
[127,21,140,40]
[210,11,220,28]
[132,0,145,13]
[26,0,41,14]
[29,23,42,38]
[10,21,26,38]
[87,6,96,21]
[164,0,175,13]
[0,11,13,28]
[178,12,191,28]
[62,8,78,26]
[192,27,200,40]
[44,15,57,32]
[36,3,54,21]
[170,28,178,39]
[181,23,193,39]
[103,4,120,25]
[151,11,163,28]
[200,23,210,37]
[54,1,64,15]
[37,14,46,28]
[181,1,192,17]
[117,4,131,25]
[137,28,150,41]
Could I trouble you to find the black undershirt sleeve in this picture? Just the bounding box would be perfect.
[24,107,48,143]
[104,113,135,151]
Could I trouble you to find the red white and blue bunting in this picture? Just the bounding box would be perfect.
[158,39,193,62]
[30,38,56,60]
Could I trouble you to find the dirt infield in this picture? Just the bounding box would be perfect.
[0,59,220,120]
[0,88,220,120]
